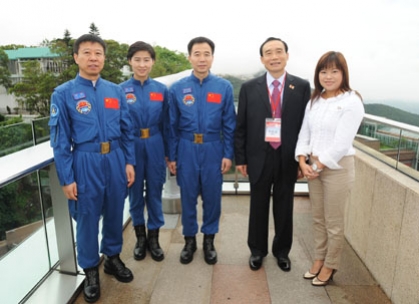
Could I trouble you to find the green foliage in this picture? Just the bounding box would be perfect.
[0,49,12,89]
[0,115,23,126]
[0,174,43,241]
[89,23,100,36]
[102,40,129,83]
[219,74,249,103]
[150,46,190,78]
[50,35,77,84]
[62,29,72,46]
[0,44,25,50]
[0,113,4,122]
[9,61,58,116]
[365,104,419,127]
[0,121,32,156]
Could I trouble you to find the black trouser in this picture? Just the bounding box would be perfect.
[247,146,294,258]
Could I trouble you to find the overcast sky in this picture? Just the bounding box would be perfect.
[1,0,418,102]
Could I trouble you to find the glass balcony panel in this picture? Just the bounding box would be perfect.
[0,122,33,156]
[356,117,419,181]
[0,169,57,303]
[33,117,50,145]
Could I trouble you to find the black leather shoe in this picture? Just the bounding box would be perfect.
[104,255,134,282]
[277,256,291,272]
[180,236,197,264]
[249,255,263,271]
[148,229,165,261]
[83,267,100,303]
[133,225,147,260]
[203,234,217,265]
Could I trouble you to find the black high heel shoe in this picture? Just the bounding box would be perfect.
[311,269,336,286]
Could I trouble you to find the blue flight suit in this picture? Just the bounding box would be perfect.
[119,77,169,230]
[48,74,135,269]
[168,72,236,236]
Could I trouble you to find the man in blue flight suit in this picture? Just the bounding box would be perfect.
[168,37,236,265]
[48,34,135,303]
[120,41,169,262]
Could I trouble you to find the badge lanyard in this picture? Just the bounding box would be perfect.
[268,74,286,118]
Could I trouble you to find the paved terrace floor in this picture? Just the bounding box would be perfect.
[71,195,391,304]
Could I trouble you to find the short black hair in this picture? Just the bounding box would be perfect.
[73,34,107,54]
[259,37,288,56]
[127,41,156,60]
[187,37,215,55]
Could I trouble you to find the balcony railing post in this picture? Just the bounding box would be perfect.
[49,163,78,275]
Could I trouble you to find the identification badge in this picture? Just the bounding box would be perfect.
[265,118,281,143]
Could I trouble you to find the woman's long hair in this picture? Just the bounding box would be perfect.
[311,51,362,104]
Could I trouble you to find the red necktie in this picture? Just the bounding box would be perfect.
[270,80,281,149]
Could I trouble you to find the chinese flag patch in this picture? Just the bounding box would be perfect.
[207,93,221,103]
[104,98,119,109]
[150,92,163,101]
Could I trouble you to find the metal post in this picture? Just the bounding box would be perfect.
[49,163,78,275]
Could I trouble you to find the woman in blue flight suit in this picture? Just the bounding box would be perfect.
[120,41,169,261]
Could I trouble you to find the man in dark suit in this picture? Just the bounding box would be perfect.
[235,37,310,271]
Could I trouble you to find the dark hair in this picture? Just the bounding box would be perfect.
[73,34,106,54]
[311,51,362,103]
[259,37,288,56]
[187,37,215,55]
[127,41,156,60]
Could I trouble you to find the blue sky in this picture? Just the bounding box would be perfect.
[2,0,419,102]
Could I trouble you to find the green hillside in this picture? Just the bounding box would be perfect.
[364,104,419,127]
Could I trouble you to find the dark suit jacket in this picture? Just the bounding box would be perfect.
[235,72,311,184]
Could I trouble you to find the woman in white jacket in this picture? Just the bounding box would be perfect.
[295,51,364,286]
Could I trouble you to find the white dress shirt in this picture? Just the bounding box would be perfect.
[295,91,365,169]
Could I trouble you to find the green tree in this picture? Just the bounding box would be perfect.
[50,31,77,84]
[0,174,44,242]
[39,39,51,47]
[0,49,12,89]
[9,61,58,116]
[0,44,25,51]
[0,119,31,156]
[220,74,248,103]
[62,29,72,46]
[101,40,129,83]
[89,23,100,36]
[150,46,190,78]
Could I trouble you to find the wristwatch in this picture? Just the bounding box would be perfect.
[311,162,323,173]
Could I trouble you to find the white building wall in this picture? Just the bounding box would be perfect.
[0,86,18,114]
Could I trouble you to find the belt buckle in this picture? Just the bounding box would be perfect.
[194,133,203,144]
[101,142,110,154]
[140,128,150,139]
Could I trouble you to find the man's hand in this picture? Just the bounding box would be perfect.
[62,182,78,200]
[126,164,135,187]
[236,164,248,177]
[221,158,232,174]
[168,161,177,175]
